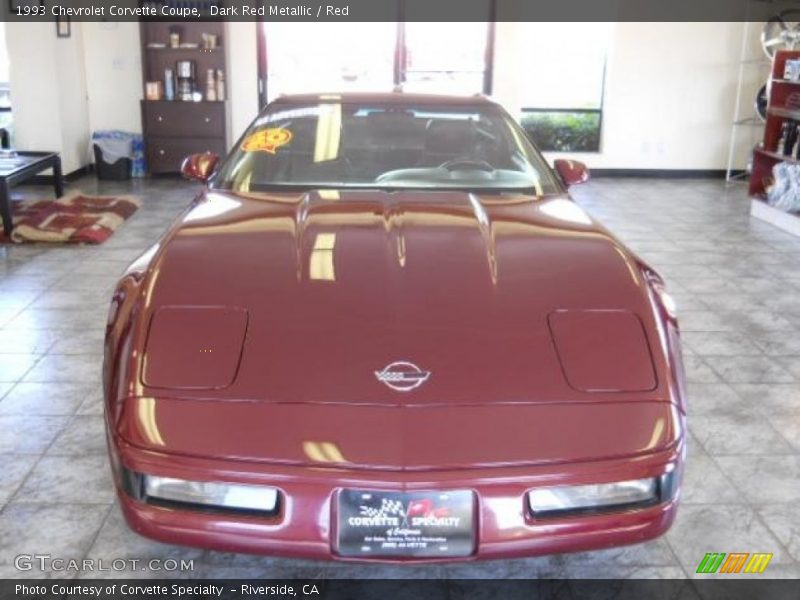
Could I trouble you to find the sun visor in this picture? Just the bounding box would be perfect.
[142,306,248,390]
[548,309,657,393]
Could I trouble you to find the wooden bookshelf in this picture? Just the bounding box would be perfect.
[139,16,228,173]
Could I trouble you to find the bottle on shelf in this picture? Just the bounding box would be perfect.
[777,121,790,154]
[205,69,217,102]
[794,124,800,159]
[215,69,225,101]
[787,121,799,156]
[164,68,175,101]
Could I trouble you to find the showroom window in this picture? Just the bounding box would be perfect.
[259,22,397,103]
[399,22,492,95]
[519,23,610,153]
[258,19,493,105]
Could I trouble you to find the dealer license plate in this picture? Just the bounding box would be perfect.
[337,489,475,558]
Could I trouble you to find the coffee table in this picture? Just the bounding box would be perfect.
[0,151,64,236]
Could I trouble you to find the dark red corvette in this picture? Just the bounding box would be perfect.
[104,93,686,561]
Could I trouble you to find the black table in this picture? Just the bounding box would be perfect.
[0,151,63,235]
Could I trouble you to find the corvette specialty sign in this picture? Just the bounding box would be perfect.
[337,489,475,557]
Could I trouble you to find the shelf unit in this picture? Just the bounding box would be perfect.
[725,20,769,183]
[139,18,229,173]
[748,49,800,237]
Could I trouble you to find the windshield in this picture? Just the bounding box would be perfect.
[213,101,560,194]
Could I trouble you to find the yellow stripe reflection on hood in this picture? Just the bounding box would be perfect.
[136,397,165,447]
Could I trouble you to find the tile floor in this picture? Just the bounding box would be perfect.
[0,176,799,579]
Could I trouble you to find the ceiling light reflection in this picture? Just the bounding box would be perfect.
[136,397,165,447]
[183,194,242,223]
[302,440,346,463]
[314,103,342,163]
[309,232,336,281]
[539,199,592,225]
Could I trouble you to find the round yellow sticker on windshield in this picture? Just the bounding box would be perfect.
[241,128,292,153]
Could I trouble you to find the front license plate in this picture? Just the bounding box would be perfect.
[337,489,475,558]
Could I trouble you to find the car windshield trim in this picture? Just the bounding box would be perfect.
[213,100,562,196]
[211,181,543,196]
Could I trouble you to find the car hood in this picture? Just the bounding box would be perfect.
[134,189,667,407]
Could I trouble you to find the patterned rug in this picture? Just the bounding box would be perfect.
[2,192,140,244]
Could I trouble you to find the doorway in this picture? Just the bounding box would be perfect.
[257,21,494,108]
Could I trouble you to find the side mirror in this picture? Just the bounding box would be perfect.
[181,152,220,183]
[554,159,590,187]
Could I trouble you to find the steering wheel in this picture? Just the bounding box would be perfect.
[438,159,495,172]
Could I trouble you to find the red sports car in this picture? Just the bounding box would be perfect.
[104,93,686,561]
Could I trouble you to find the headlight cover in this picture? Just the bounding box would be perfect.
[528,477,660,516]
[143,475,279,514]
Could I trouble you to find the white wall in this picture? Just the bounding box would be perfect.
[6,23,60,153]
[494,21,764,170]
[225,21,259,145]
[5,21,765,173]
[82,22,143,134]
[55,24,91,174]
[6,22,90,173]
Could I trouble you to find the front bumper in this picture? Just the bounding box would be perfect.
[110,435,683,562]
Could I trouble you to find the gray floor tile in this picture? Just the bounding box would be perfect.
[6,309,104,332]
[765,409,800,452]
[439,560,544,579]
[703,356,795,383]
[676,311,738,333]
[0,454,38,504]
[23,354,102,384]
[30,290,112,311]
[0,276,56,292]
[76,386,104,415]
[751,331,800,356]
[716,456,800,504]
[49,415,107,455]
[0,415,69,453]
[540,538,679,569]
[15,454,114,504]
[326,564,444,579]
[0,382,95,415]
[0,309,21,328]
[727,310,798,334]
[0,292,36,310]
[683,356,721,384]
[0,354,40,382]
[48,329,106,355]
[731,384,800,412]
[537,565,687,579]
[0,504,110,574]
[689,414,795,455]
[757,504,800,563]
[685,382,757,417]
[683,331,763,357]
[775,356,800,381]
[0,329,58,354]
[680,452,741,504]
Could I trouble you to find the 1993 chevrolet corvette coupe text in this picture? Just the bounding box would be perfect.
[104,93,686,561]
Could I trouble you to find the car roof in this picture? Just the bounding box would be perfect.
[269,92,501,108]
